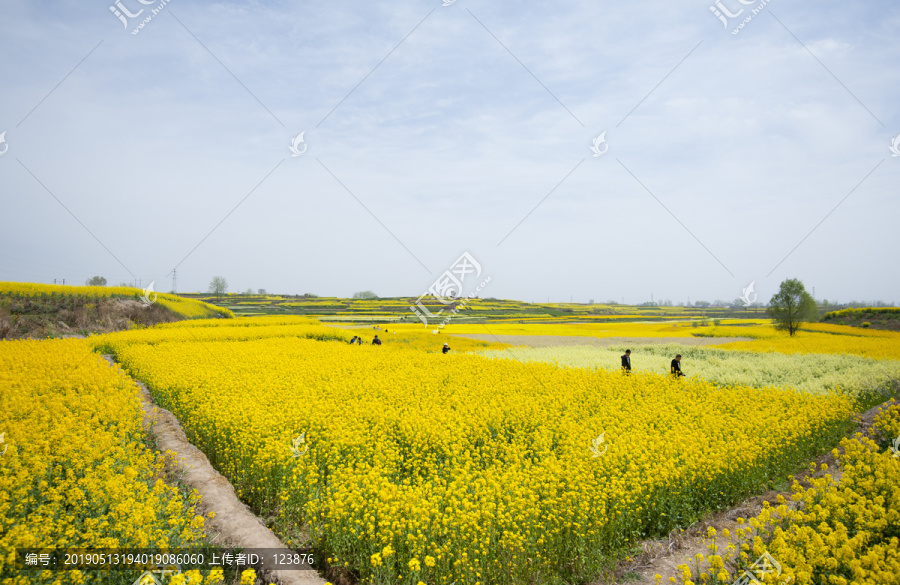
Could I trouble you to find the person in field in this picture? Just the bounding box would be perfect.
[356,336,362,345]
[621,349,631,374]
[349,336,358,344]
[442,343,451,354]
[372,335,382,345]
[671,354,684,377]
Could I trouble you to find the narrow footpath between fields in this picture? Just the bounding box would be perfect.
[602,400,889,585]
[103,356,326,585]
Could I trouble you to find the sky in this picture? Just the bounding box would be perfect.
[1,0,898,305]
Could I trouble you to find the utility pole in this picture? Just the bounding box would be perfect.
[172,269,177,294]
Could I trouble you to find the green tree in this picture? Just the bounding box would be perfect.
[209,276,228,298]
[352,290,378,299]
[86,276,107,286]
[767,278,818,336]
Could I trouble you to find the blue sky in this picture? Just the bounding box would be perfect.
[1,0,898,304]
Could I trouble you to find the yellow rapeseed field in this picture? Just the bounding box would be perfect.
[94,316,505,356]
[0,339,207,585]
[103,327,857,585]
[432,321,705,338]
[428,320,900,360]
[713,325,900,360]
[683,400,900,585]
[475,344,900,401]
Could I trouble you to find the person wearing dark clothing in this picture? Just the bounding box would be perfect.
[671,354,684,377]
[349,336,358,344]
[621,349,631,374]
[356,336,362,345]
[372,335,382,345]
[442,343,451,354]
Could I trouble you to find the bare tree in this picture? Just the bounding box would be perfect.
[209,276,228,298]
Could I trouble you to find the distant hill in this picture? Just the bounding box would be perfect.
[184,293,768,322]
[0,282,232,339]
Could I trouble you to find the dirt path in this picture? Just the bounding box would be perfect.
[600,400,891,584]
[102,356,325,585]
[452,334,751,347]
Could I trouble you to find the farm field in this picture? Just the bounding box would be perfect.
[0,339,210,584]
[680,399,900,585]
[474,344,900,399]
[6,302,900,585]
[185,293,768,323]
[92,315,890,585]
[440,320,900,360]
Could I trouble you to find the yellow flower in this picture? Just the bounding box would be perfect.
[62,311,876,585]
[240,568,256,585]
[205,567,224,584]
